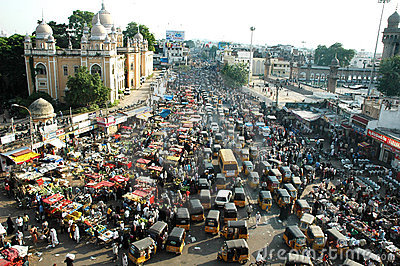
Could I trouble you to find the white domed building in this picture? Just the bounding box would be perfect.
[23,2,153,104]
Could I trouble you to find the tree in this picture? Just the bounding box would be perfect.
[209,45,217,60]
[377,55,400,97]
[47,21,69,48]
[184,40,195,49]
[65,66,111,107]
[314,43,355,67]
[123,22,156,51]
[220,63,248,88]
[68,10,94,47]
[0,34,28,103]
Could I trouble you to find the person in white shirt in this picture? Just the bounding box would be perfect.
[255,212,261,227]
[15,216,23,232]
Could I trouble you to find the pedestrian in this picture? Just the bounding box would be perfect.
[255,211,261,227]
[246,204,253,219]
[6,216,14,236]
[74,224,80,244]
[16,216,23,233]
[23,213,29,231]
[30,226,38,246]
[16,230,23,245]
[122,253,128,266]
[112,242,119,262]
[50,228,59,247]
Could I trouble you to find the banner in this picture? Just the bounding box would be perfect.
[1,134,15,145]
[166,30,185,41]
[367,129,400,151]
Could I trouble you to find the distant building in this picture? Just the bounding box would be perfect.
[23,2,153,103]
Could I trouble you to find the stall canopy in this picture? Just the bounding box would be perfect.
[110,175,129,182]
[358,142,370,148]
[267,115,277,120]
[137,158,151,164]
[159,109,171,118]
[136,112,153,120]
[47,138,66,148]
[291,110,322,122]
[92,180,115,189]
[164,95,174,101]
[1,147,40,165]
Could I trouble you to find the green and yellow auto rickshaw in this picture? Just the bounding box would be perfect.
[215,173,227,190]
[275,188,291,208]
[175,208,190,231]
[293,199,311,219]
[241,161,253,177]
[248,171,260,189]
[306,225,325,251]
[283,226,307,251]
[166,227,186,255]
[220,220,249,240]
[298,213,315,233]
[128,237,157,265]
[283,183,297,203]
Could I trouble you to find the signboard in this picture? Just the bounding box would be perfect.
[72,113,89,124]
[160,57,168,63]
[42,124,58,134]
[166,30,185,41]
[367,129,400,151]
[75,125,95,135]
[1,134,15,145]
[96,116,115,127]
[218,41,230,50]
[115,115,127,125]
[79,120,91,129]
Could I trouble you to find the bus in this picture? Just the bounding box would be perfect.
[219,149,239,178]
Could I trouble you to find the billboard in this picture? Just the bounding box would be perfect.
[218,41,230,50]
[166,30,185,41]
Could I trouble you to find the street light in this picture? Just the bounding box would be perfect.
[248,26,256,87]
[11,104,34,151]
[368,0,391,96]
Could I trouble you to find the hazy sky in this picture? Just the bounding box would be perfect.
[1,0,399,53]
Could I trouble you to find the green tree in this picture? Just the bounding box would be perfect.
[184,40,195,49]
[377,55,400,97]
[314,43,355,67]
[0,34,28,103]
[209,45,217,60]
[220,63,248,88]
[123,22,156,51]
[47,21,69,48]
[65,66,111,107]
[68,10,94,47]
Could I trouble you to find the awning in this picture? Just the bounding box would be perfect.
[291,110,322,122]
[110,175,129,183]
[159,109,171,118]
[267,115,277,120]
[352,115,369,126]
[137,112,153,120]
[1,147,41,165]
[358,142,370,148]
[92,180,115,189]
[47,138,66,148]
[136,158,151,164]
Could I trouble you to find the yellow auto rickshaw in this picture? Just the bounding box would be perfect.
[249,146,258,161]
[259,161,272,177]
[238,136,245,148]
[269,168,283,183]
[266,175,280,192]
[199,189,211,209]
[275,188,291,208]
[215,173,227,190]
[213,144,221,158]
[306,225,325,251]
[248,171,260,189]
[224,203,238,223]
[198,178,211,192]
[176,208,190,231]
[203,148,212,161]
[227,129,234,140]
[240,149,249,162]
[298,213,315,233]
[242,161,253,177]
[190,199,204,222]
[268,158,283,168]
[293,199,311,219]
[283,226,307,251]
[217,239,249,264]
[166,227,186,255]
[220,220,248,240]
[283,183,297,203]
[147,221,168,250]
[258,190,272,211]
[292,176,302,190]
[128,237,157,265]
[326,228,349,255]
[279,166,292,183]
[215,133,223,145]
[205,210,220,234]
[233,187,246,208]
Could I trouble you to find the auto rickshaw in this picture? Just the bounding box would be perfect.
[238,136,245,148]
[166,227,186,255]
[213,144,221,158]
[285,253,313,266]
[304,165,315,181]
[147,221,168,250]
[203,148,212,161]
[326,228,349,255]
[249,146,258,161]
[199,189,211,209]
[190,199,205,222]
[306,225,325,251]
[259,161,272,181]
[269,168,283,183]
[200,131,209,144]
[258,190,272,211]
[279,166,292,183]
[214,133,223,145]
[198,178,210,192]
[227,129,234,140]
[205,210,220,234]
[240,149,250,162]
[298,213,315,232]
[293,199,312,218]
[266,175,280,192]
[241,161,253,177]
[224,203,238,223]
[203,162,215,176]
[217,239,249,264]
[283,183,297,203]
[248,171,260,189]
[290,164,300,176]
[175,208,190,231]
[283,226,307,251]
[128,237,157,265]
[220,220,249,240]
[232,187,246,207]
[275,189,291,208]
[236,120,244,132]
[268,158,283,168]
[215,173,227,190]
[291,176,302,190]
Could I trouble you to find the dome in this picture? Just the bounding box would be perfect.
[104,34,110,43]
[81,35,88,43]
[388,11,400,28]
[24,33,31,42]
[35,21,53,40]
[134,32,144,41]
[29,98,55,121]
[90,14,107,41]
[46,35,55,43]
[331,56,340,66]
[92,2,113,31]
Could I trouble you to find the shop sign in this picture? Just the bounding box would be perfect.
[0,134,15,145]
[115,116,127,125]
[79,120,91,129]
[42,124,58,134]
[75,125,95,135]
[96,116,115,127]
[56,129,64,136]
[382,144,400,154]
[43,131,57,141]
[368,129,400,150]
[72,113,89,124]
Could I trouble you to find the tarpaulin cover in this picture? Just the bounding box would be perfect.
[159,109,171,118]
[164,95,174,101]
[110,175,129,182]
[11,151,40,164]
[358,142,370,148]
[43,193,64,205]
[93,181,115,189]
[132,190,149,198]
[137,158,151,164]
[148,166,163,171]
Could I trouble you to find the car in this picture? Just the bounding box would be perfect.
[211,122,219,133]
[214,190,232,208]
[124,88,131,95]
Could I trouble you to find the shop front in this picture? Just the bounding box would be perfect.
[367,129,400,170]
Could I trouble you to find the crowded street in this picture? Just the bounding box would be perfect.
[0,64,399,266]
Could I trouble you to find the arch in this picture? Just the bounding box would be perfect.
[310,73,314,80]
[321,74,325,80]
[341,75,346,80]
[130,63,134,71]
[90,64,102,77]
[35,63,47,75]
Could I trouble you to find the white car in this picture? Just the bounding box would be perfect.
[214,190,232,208]
[210,122,219,132]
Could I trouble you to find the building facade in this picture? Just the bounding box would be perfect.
[23,3,153,103]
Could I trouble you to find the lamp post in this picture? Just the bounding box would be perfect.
[11,104,34,151]
[368,0,391,96]
[248,26,255,87]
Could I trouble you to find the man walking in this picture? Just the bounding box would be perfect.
[246,204,253,219]
[255,211,261,227]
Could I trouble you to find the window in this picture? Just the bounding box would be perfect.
[91,64,101,77]
[130,63,134,71]
[131,79,134,87]
[74,66,79,74]
[36,63,46,75]
[39,82,46,86]
[63,66,68,76]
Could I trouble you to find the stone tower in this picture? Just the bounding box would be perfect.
[264,53,271,81]
[382,11,400,59]
[327,56,340,93]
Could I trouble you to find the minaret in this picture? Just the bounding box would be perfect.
[264,53,271,81]
[327,56,340,93]
[382,10,400,59]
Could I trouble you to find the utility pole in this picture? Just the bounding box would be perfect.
[248,27,255,87]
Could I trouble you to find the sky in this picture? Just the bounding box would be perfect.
[0,0,399,53]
